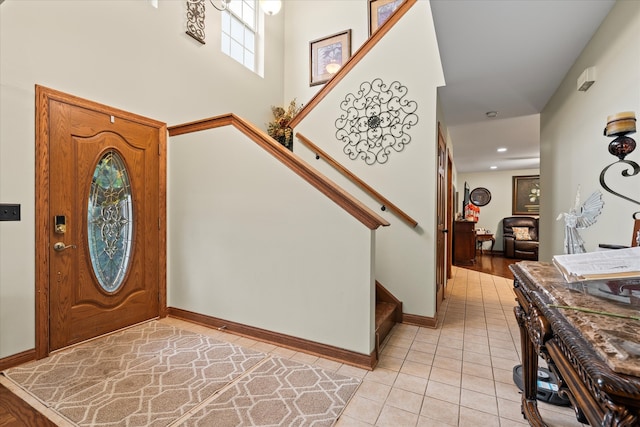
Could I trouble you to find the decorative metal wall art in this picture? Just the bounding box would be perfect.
[186,0,206,44]
[335,78,418,165]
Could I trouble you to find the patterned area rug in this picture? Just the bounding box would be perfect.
[2,321,360,426]
[181,357,361,427]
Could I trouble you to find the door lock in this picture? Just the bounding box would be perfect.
[53,242,77,252]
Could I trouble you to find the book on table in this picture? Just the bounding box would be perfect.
[552,246,640,283]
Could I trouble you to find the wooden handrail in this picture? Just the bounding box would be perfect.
[168,114,390,230]
[288,0,417,129]
[296,133,418,228]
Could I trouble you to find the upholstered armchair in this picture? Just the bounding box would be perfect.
[503,216,539,260]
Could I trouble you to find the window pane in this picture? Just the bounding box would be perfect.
[230,39,244,63]
[243,2,255,29]
[244,50,255,70]
[230,16,244,43]
[221,33,230,54]
[244,28,254,53]
[221,11,230,33]
[228,0,242,17]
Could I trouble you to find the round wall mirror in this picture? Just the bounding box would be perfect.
[469,187,492,206]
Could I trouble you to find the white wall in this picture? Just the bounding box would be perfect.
[286,1,445,317]
[457,168,540,252]
[168,127,375,354]
[540,0,640,260]
[0,0,285,358]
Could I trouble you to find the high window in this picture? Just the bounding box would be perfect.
[221,0,257,72]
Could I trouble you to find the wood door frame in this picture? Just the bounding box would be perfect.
[35,85,167,359]
[447,152,453,279]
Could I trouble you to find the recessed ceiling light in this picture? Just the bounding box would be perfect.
[486,111,498,118]
[497,147,507,152]
[490,166,498,169]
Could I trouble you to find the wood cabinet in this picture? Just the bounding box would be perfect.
[453,220,475,265]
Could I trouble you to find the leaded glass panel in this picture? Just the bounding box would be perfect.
[88,150,133,292]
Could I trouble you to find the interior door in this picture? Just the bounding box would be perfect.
[42,88,165,351]
[436,124,447,311]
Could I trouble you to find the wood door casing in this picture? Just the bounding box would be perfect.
[35,86,167,357]
[436,124,447,311]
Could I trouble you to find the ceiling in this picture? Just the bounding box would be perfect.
[429,0,616,174]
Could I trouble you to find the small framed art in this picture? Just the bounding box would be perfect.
[368,0,404,36]
[512,175,540,215]
[309,30,351,86]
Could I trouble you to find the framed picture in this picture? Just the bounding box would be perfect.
[309,30,351,87]
[512,175,540,215]
[368,0,404,36]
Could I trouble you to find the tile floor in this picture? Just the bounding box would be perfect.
[1,266,588,426]
[180,266,585,426]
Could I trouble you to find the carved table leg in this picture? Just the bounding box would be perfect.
[514,305,548,427]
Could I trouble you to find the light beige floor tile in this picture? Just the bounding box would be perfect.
[429,366,462,387]
[432,355,463,372]
[382,344,410,360]
[494,379,522,402]
[290,351,319,365]
[338,364,369,379]
[313,357,343,372]
[335,414,374,426]
[400,360,432,379]
[356,380,392,403]
[377,355,404,371]
[393,372,428,395]
[385,387,424,414]
[425,380,460,405]
[365,367,398,386]
[375,404,419,427]
[405,349,435,365]
[460,388,498,415]
[435,345,463,360]
[419,396,459,425]
[458,406,500,427]
[411,340,438,354]
[461,373,496,396]
[342,396,384,425]
[270,346,297,358]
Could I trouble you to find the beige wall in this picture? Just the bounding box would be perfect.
[286,1,446,317]
[0,0,285,358]
[168,127,376,354]
[540,0,640,260]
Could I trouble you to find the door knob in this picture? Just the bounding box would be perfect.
[53,242,77,252]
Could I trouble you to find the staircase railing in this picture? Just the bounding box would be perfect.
[296,132,418,228]
[168,114,389,230]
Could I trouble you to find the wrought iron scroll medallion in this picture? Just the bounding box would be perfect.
[186,0,206,44]
[335,78,418,165]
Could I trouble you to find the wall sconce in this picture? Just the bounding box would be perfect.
[599,111,639,219]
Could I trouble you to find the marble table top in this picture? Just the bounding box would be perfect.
[514,261,640,377]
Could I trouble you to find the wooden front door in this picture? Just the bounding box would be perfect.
[36,86,167,355]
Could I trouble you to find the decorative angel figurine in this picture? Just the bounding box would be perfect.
[556,187,604,254]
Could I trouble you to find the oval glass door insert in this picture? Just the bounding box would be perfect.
[88,150,133,292]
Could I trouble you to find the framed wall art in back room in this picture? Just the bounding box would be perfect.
[512,175,540,215]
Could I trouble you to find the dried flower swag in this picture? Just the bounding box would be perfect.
[267,99,302,150]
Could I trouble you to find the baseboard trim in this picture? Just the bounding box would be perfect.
[402,313,437,328]
[167,307,377,370]
[0,348,36,371]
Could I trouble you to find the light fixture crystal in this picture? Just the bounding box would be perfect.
[497,147,507,152]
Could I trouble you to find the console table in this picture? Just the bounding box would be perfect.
[511,262,640,426]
